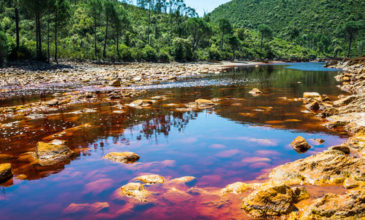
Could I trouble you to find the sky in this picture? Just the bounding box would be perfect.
[130,0,231,17]
[184,0,231,16]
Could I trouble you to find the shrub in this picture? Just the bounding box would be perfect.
[157,49,171,62]
[142,45,157,61]
[131,48,143,61]
[120,44,133,61]
[172,38,192,61]
[0,30,8,65]
[208,45,222,61]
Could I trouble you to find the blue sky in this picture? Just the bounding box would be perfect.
[130,0,231,16]
[184,0,231,16]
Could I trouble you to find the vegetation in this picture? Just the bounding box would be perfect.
[0,0,363,65]
[210,0,365,58]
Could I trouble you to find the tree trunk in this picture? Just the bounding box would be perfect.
[103,13,109,59]
[94,17,97,59]
[15,6,20,53]
[116,31,120,59]
[47,21,50,62]
[148,3,151,45]
[221,32,224,50]
[35,12,42,60]
[54,18,58,64]
[347,35,353,58]
[260,33,263,51]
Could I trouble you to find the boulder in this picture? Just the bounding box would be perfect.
[270,149,365,185]
[135,174,165,185]
[0,163,12,183]
[121,182,150,202]
[35,140,74,166]
[104,152,140,164]
[303,190,365,219]
[290,136,312,153]
[241,185,298,218]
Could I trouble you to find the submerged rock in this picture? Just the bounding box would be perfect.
[135,174,165,185]
[104,152,140,164]
[303,92,321,100]
[195,99,214,106]
[249,88,263,96]
[303,190,365,219]
[128,99,154,107]
[0,163,13,183]
[221,182,251,195]
[64,202,109,214]
[35,140,74,166]
[290,136,312,153]
[121,182,150,202]
[270,149,364,185]
[241,185,298,218]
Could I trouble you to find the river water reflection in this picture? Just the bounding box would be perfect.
[0,63,346,219]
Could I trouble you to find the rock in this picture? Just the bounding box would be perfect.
[35,140,74,166]
[128,99,153,107]
[249,88,263,96]
[333,95,356,107]
[135,174,165,185]
[110,78,121,87]
[63,202,109,214]
[170,176,196,185]
[104,152,140,164]
[195,99,215,106]
[305,101,320,111]
[311,139,325,145]
[290,136,312,153]
[292,187,310,202]
[329,145,351,154]
[0,163,12,183]
[241,185,297,218]
[343,177,359,189]
[270,149,364,185]
[303,190,365,219]
[121,182,150,202]
[303,92,321,99]
[221,182,251,195]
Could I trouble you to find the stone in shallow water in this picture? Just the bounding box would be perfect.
[290,136,312,153]
[221,182,251,195]
[35,140,74,166]
[104,152,140,164]
[135,174,165,185]
[241,185,297,218]
[249,88,263,96]
[121,182,150,202]
[128,99,154,107]
[63,202,109,214]
[303,92,321,99]
[0,163,12,183]
[195,99,214,106]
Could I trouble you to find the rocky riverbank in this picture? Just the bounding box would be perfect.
[223,57,365,219]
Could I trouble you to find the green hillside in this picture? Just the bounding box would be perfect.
[209,0,365,57]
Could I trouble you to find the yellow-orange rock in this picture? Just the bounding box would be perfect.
[104,152,140,164]
[0,163,12,183]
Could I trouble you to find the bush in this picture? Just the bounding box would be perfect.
[193,49,208,61]
[208,45,222,61]
[0,30,8,65]
[172,38,193,61]
[142,45,157,61]
[120,44,133,61]
[131,48,143,61]
[158,49,171,62]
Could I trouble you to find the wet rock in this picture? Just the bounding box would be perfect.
[303,92,321,99]
[128,99,154,107]
[110,78,121,87]
[104,152,140,164]
[333,95,356,107]
[35,140,74,166]
[270,149,364,185]
[305,101,320,111]
[63,202,109,214]
[249,88,263,96]
[0,163,13,183]
[170,176,196,185]
[292,186,310,202]
[329,145,350,154]
[195,99,215,106]
[290,136,312,153]
[221,182,251,195]
[311,138,325,145]
[135,174,165,185]
[121,182,150,202]
[303,190,365,219]
[343,177,359,189]
[241,185,297,218]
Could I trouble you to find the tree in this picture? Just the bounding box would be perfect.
[88,0,103,59]
[51,0,71,63]
[218,19,232,50]
[110,5,129,59]
[0,28,8,65]
[258,24,273,51]
[103,1,115,58]
[342,20,364,57]
[186,18,212,51]
[21,0,50,60]
[228,35,240,59]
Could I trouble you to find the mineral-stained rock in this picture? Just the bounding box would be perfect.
[110,78,121,87]
[311,138,325,145]
[121,182,150,202]
[270,149,365,185]
[135,174,165,185]
[305,101,320,111]
[303,190,365,219]
[241,185,298,218]
[195,99,215,106]
[292,187,310,202]
[221,182,251,195]
[170,176,196,185]
[104,152,140,164]
[0,163,13,183]
[303,92,321,99]
[35,140,74,166]
[343,177,359,189]
[333,95,356,106]
[290,136,312,153]
[329,145,350,154]
[128,99,154,107]
[249,88,263,96]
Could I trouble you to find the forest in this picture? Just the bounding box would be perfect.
[0,0,364,65]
